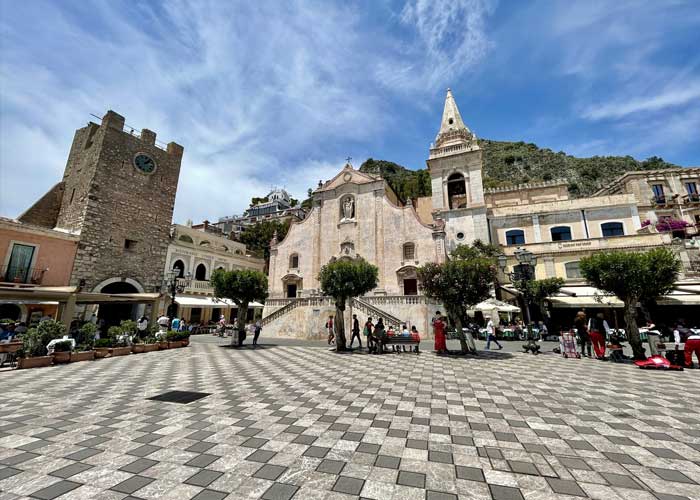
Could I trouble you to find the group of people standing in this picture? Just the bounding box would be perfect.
[574,311,610,359]
[325,314,419,353]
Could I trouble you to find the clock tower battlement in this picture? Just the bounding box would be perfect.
[55,110,184,292]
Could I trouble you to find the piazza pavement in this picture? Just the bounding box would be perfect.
[1,335,699,500]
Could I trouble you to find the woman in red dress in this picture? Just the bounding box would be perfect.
[433,315,447,354]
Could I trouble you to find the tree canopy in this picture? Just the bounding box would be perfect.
[211,268,269,345]
[238,219,290,268]
[580,248,680,359]
[318,257,378,351]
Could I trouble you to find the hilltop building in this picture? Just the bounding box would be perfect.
[263,90,700,338]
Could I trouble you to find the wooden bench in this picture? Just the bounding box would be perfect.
[375,334,420,354]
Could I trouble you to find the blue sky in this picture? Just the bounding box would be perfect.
[1,0,699,223]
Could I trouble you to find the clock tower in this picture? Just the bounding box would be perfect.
[54,110,184,294]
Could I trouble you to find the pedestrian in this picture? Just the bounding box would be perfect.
[171,316,180,331]
[538,320,548,340]
[574,310,591,357]
[682,322,700,368]
[588,312,610,359]
[253,320,262,347]
[485,316,502,350]
[136,315,149,339]
[433,314,447,354]
[326,315,335,345]
[364,317,374,352]
[373,318,385,354]
[179,318,187,332]
[350,314,362,349]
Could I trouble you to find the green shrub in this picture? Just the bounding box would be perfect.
[20,320,67,358]
[144,336,159,344]
[119,320,138,336]
[53,340,73,352]
[94,338,113,348]
[75,323,97,348]
[107,326,122,339]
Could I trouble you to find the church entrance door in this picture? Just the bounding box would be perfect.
[403,279,418,296]
[286,284,297,298]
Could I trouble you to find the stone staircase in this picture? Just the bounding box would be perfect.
[350,297,402,328]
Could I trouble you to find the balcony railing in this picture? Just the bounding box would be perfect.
[650,195,670,207]
[683,193,700,205]
[176,278,214,294]
[1,265,45,285]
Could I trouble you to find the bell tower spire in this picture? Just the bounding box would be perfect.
[433,88,477,151]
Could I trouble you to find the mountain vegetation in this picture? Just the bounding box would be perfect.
[359,140,680,200]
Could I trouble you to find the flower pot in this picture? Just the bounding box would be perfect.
[159,342,170,350]
[18,356,53,369]
[94,348,111,358]
[132,344,146,354]
[71,351,95,362]
[111,346,132,357]
[143,343,158,352]
[0,342,22,354]
[181,339,190,347]
[52,351,71,364]
[168,341,183,348]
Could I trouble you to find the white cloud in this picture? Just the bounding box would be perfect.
[582,82,700,120]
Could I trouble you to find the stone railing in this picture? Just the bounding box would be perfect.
[361,295,439,306]
[351,298,403,328]
[261,297,334,326]
[176,278,214,294]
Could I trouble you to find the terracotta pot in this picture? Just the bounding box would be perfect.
[159,342,170,349]
[111,346,132,356]
[18,356,53,369]
[0,342,22,354]
[143,343,158,352]
[181,339,190,347]
[94,348,111,358]
[132,344,146,354]
[71,351,95,362]
[52,351,71,364]
[168,341,182,348]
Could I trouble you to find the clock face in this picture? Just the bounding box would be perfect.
[133,153,156,174]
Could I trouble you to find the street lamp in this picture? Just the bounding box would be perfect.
[163,270,190,321]
[498,247,537,328]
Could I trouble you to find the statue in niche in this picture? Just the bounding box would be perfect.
[341,197,355,221]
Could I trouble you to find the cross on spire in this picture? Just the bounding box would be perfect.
[345,156,352,164]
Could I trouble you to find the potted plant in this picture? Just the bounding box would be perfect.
[94,337,114,358]
[17,320,65,368]
[166,330,185,348]
[180,331,191,347]
[71,323,97,361]
[52,339,73,363]
[142,336,159,352]
[132,336,146,353]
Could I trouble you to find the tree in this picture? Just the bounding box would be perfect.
[211,269,269,346]
[580,248,680,360]
[318,257,378,352]
[239,219,290,270]
[517,277,565,324]
[417,242,498,349]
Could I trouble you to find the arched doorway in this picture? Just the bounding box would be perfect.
[172,259,185,278]
[0,304,22,321]
[195,263,207,281]
[98,281,140,328]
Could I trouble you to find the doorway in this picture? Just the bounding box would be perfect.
[286,283,298,298]
[98,281,139,328]
[403,279,418,296]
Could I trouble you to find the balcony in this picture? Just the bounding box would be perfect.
[683,193,700,205]
[176,278,214,295]
[650,195,670,207]
[1,265,45,285]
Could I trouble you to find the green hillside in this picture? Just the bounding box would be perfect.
[359,140,679,201]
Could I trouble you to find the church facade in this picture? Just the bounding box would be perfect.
[262,89,700,338]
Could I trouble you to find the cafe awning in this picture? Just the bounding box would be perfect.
[657,284,700,305]
[548,286,624,308]
[175,296,264,308]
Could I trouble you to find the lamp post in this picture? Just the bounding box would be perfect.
[164,271,190,321]
[498,248,537,330]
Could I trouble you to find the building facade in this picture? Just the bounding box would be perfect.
[263,89,699,338]
[162,223,265,324]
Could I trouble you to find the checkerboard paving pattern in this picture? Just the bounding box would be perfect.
[1,338,700,499]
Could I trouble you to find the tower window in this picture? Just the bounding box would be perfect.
[289,253,299,269]
[448,118,454,125]
[124,239,138,251]
[447,173,467,209]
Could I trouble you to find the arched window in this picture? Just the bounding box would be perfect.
[195,263,207,281]
[178,234,194,244]
[447,173,467,209]
[565,262,581,279]
[403,242,416,261]
[172,260,185,278]
[601,222,624,237]
[199,240,211,247]
[289,253,299,269]
[505,229,525,246]
[550,226,572,241]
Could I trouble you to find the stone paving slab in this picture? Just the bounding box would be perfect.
[0,337,699,499]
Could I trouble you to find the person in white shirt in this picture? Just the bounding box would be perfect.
[137,316,149,339]
[485,316,502,350]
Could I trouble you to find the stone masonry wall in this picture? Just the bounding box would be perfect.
[17,182,65,228]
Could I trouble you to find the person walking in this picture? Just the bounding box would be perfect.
[364,317,374,352]
[171,316,180,331]
[682,322,700,368]
[136,315,149,339]
[574,310,591,357]
[588,312,610,359]
[373,318,386,354]
[350,314,362,349]
[253,320,262,347]
[326,315,335,345]
[485,316,502,350]
[433,315,447,354]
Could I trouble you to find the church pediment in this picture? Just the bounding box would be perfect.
[315,163,379,193]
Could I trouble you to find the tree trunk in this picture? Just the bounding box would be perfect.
[334,299,347,352]
[624,300,645,360]
[448,306,469,353]
[232,302,249,347]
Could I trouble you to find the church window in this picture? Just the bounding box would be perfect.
[290,253,299,269]
[403,243,416,261]
[447,173,467,209]
[505,230,525,246]
[195,263,207,281]
[456,232,465,240]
